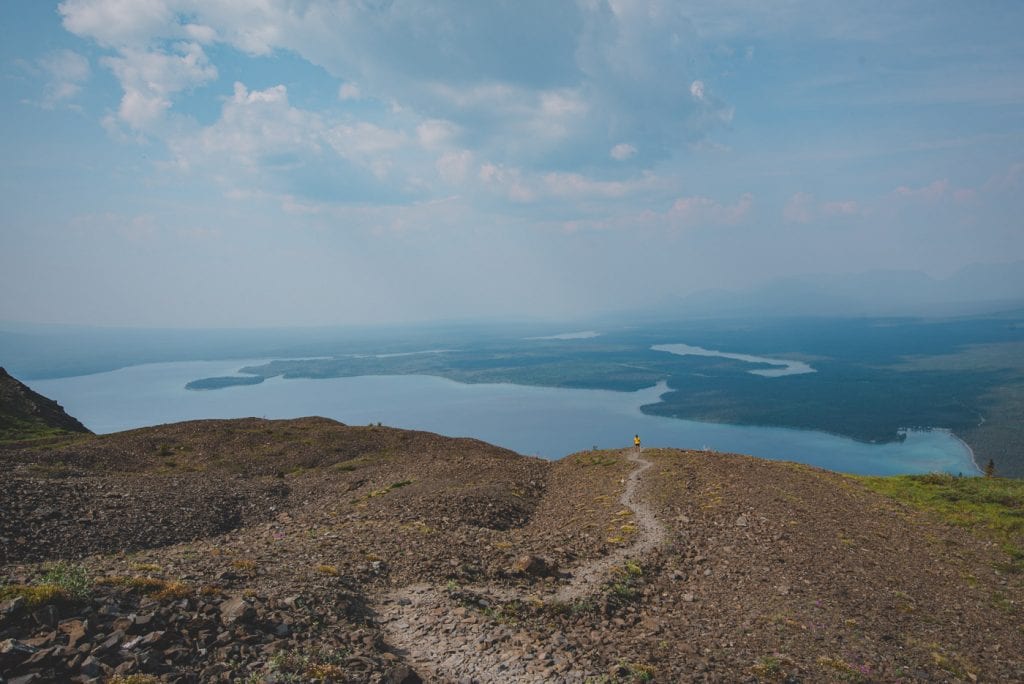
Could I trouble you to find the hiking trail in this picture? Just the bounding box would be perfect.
[374,447,665,682]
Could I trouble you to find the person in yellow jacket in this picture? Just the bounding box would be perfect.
[633,434,641,451]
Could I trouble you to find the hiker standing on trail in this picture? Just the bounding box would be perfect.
[634,434,641,451]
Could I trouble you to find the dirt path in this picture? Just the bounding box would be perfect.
[374,448,665,682]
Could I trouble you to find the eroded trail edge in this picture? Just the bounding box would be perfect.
[374,448,665,682]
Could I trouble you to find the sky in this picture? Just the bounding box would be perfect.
[1,1,1022,327]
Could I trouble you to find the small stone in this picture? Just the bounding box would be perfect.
[114,659,137,675]
[0,638,37,657]
[25,645,60,665]
[682,593,695,602]
[201,663,230,679]
[80,654,101,677]
[8,674,42,684]
[58,618,86,650]
[138,631,165,647]
[1,596,26,619]
[93,628,124,653]
[385,664,422,684]
[220,596,256,624]
[32,604,59,628]
[510,555,557,577]
[640,617,662,634]
[735,515,748,527]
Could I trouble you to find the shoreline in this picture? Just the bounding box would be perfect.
[950,430,983,475]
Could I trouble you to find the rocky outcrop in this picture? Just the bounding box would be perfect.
[0,367,90,440]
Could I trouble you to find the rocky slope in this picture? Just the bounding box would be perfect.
[1,414,1022,681]
[0,367,90,441]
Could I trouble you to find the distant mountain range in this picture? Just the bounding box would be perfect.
[665,261,1024,318]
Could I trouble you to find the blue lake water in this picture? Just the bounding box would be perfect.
[652,343,816,377]
[32,360,979,476]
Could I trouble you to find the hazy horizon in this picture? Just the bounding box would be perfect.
[2,2,1023,327]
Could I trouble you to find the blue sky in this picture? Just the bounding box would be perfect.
[1,1,1022,326]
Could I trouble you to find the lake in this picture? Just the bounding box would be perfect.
[652,343,816,377]
[32,359,979,476]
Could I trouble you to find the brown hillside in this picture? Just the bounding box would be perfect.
[1,419,1021,682]
[0,367,91,441]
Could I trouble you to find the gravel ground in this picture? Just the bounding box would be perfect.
[2,419,1022,682]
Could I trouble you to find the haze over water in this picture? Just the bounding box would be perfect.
[33,360,978,477]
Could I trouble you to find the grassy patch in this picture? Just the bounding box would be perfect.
[0,561,91,607]
[95,575,190,600]
[579,453,618,467]
[0,417,77,443]
[264,645,352,682]
[598,660,657,683]
[0,583,68,606]
[547,597,596,617]
[603,562,645,608]
[855,473,1024,572]
[21,462,78,477]
[366,479,415,499]
[41,561,91,600]
[129,562,162,573]
[816,655,870,682]
[751,654,785,679]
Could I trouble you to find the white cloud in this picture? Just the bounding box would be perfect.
[821,200,859,216]
[60,0,173,48]
[55,0,738,218]
[610,143,637,160]
[541,172,658,200]
[436,150,473,184]
[328,123,405,156]
[428,82,588,149]
[338,82,361,100]
[326,122,406,178]
[172,82,323,173]
[479,163,534,202]
[167,80,442,204]
[416,119,458,149]
[785,192,860,223]
[102,42,217,130]
[894,179,950,200]
[669,192,753,227]
[183,23,217,44]
[783,191,815,223]
[38,50,91,108]
[556,191,754,233]
[59,0,734,172]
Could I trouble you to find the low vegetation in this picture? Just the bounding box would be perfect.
[857,473,1024,571]
[0,561,91,606]
[95,575,191,600]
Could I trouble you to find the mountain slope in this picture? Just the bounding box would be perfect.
[2,416,1022,682]
[0,366,91,441]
